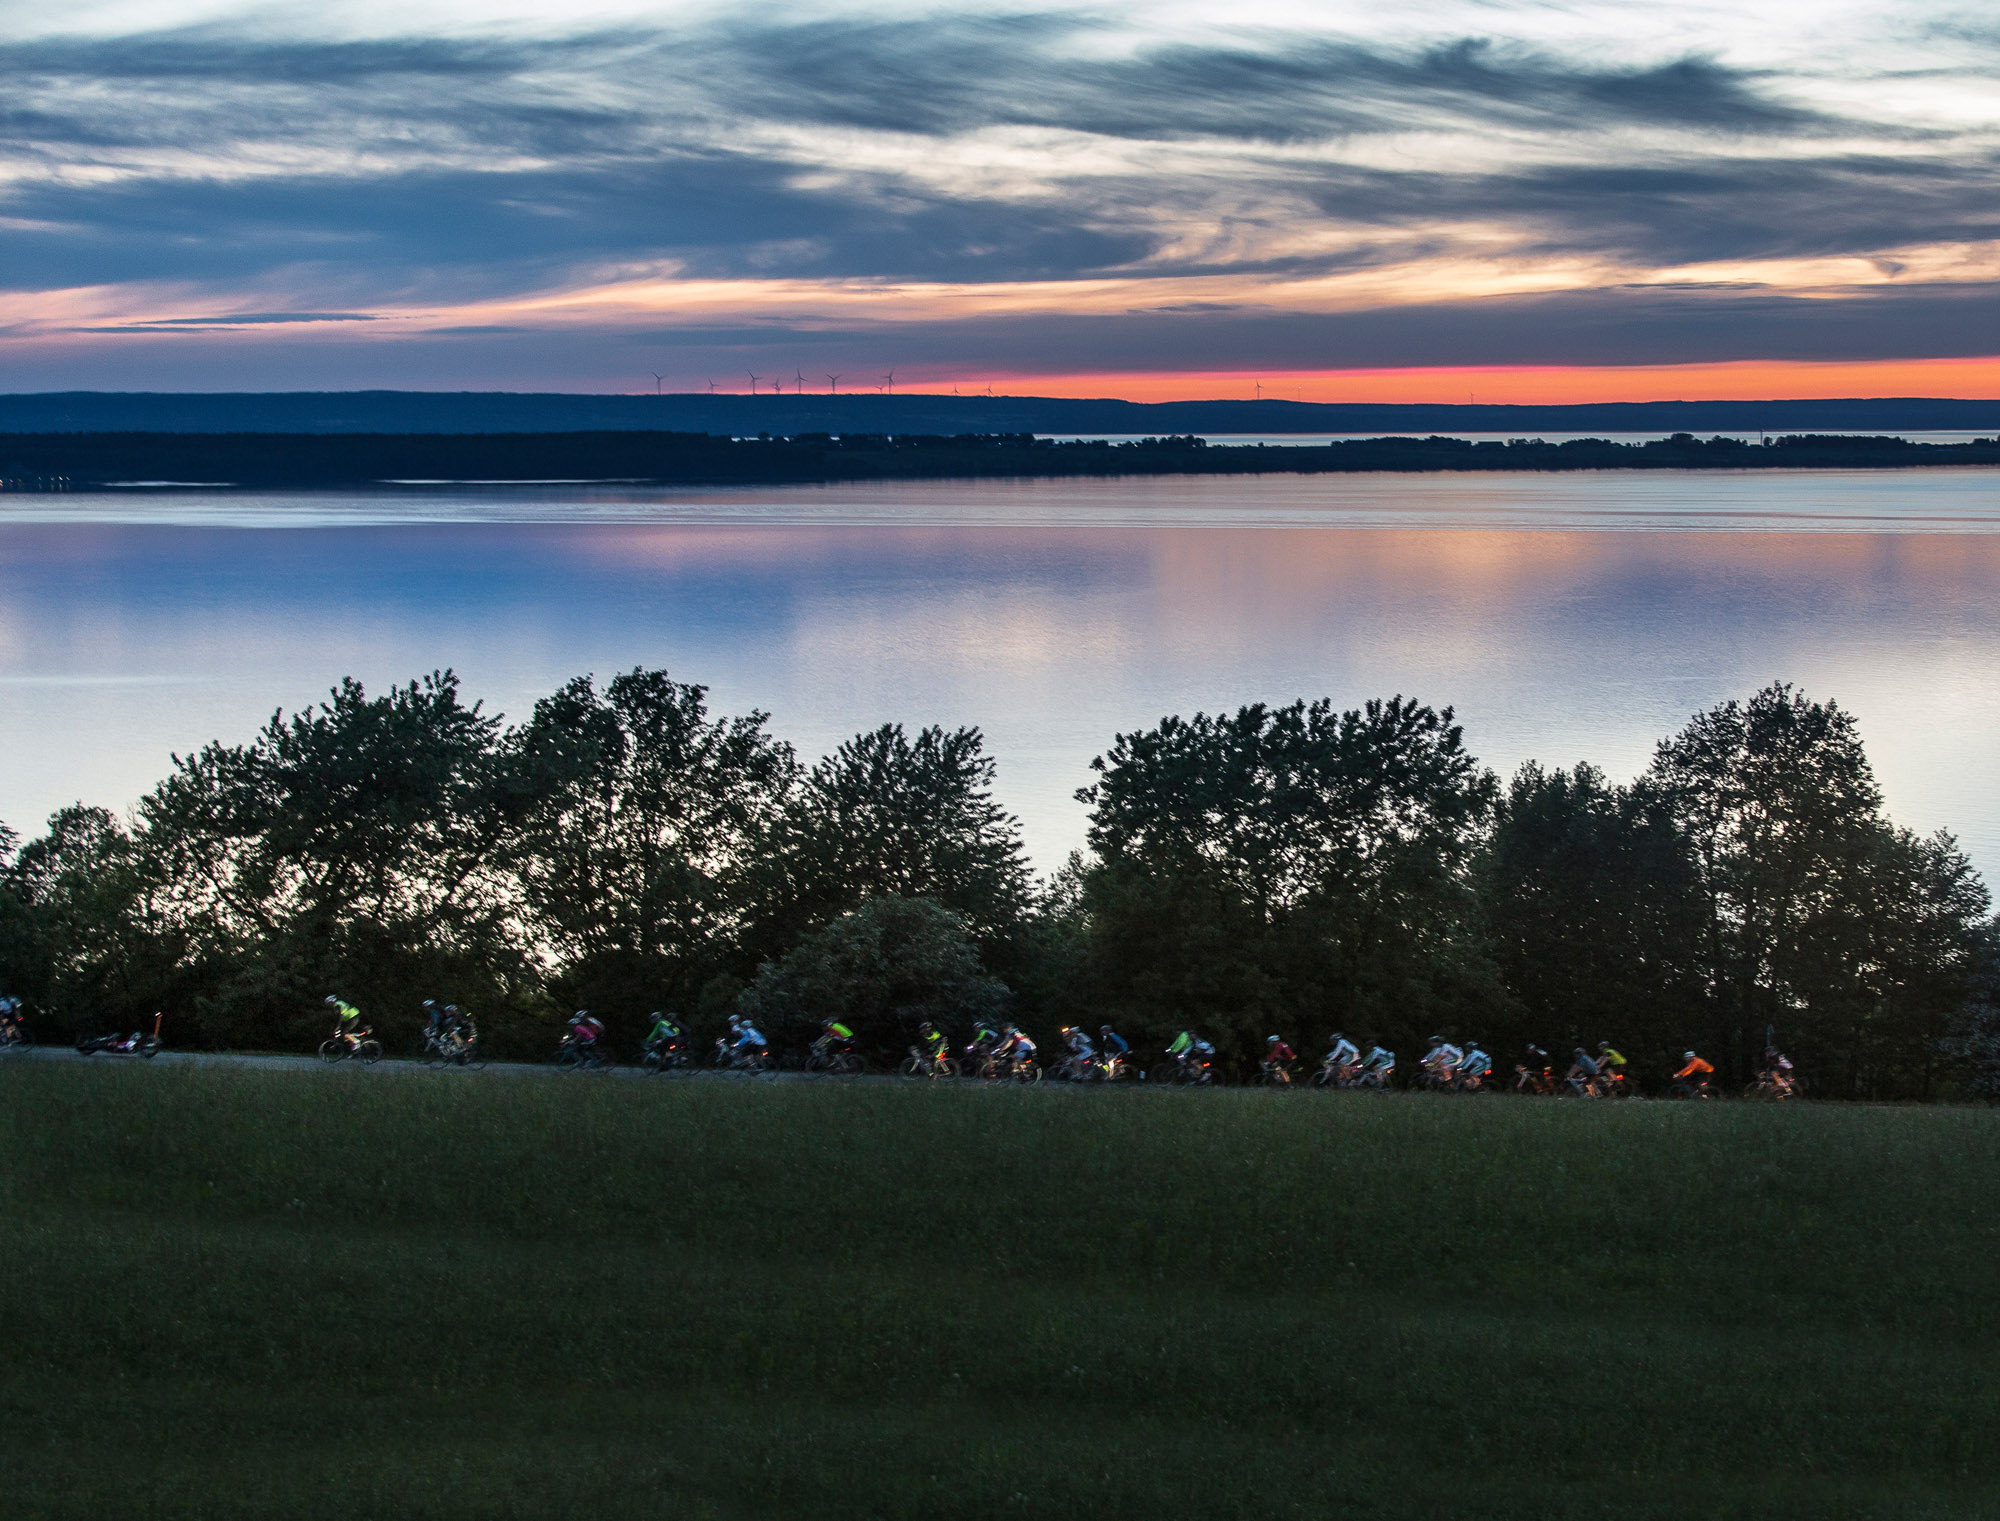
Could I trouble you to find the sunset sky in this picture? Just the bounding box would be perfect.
[5,0,2000,400]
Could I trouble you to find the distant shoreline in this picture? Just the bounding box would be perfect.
[5,430,2000,492]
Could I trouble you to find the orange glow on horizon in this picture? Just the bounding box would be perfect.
[970,357,2000,406]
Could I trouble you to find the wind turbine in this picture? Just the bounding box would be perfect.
[650,372,665,395]
[747,372,760,395]
[882,369,895,393]
[706,379,717,394]
[1254,380,1263,400]
[794,370,806,395]
[826,374,841,394]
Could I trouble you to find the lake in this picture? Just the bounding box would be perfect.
[3,467,1998,883]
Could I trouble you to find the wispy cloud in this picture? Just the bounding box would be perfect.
[1,3,1996,388]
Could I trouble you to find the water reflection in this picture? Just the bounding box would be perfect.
[1,482,1997,884]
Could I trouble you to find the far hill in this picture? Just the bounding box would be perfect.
[4,391,2000,436]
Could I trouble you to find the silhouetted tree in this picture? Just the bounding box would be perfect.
[1078,696,1509,1069]
[1480,763,1707,1072]
[1646,684,1989,1094]
[736,894,1007,1059]
[762,723,1031,950]
[136,673,537,1050]
[513,670,796,1045]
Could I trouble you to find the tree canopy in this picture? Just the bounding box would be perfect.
[0,673,1991,1096]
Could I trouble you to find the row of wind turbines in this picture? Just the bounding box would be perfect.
[644,371,998,397]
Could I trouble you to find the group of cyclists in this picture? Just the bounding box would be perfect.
[306,993,1804,1097]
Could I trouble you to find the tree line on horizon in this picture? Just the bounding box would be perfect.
[1,669,1994,1099]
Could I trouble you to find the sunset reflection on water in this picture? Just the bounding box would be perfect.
[2,475,1998,880]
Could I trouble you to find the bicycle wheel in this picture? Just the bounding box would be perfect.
[899,1056,924,1079]
[358,1040,382,1065]
[318,1039,345,1064]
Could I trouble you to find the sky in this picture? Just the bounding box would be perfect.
[4,0,2000,400]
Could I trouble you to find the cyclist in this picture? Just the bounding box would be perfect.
[1362,1043,1395,1084]
[1056,1025,1094,1079]
[1263,1034,1297,1083]
[1457,1042,1493,1090]
[966,1018,1004,1066]
[1566,1046,1600,1094]
[0,996,22,1042]
[1759,1046,1797,1095]
[1515,1043,1553,1093]
[1167,1029,1197,1068]
[730,1016,769,1066]
[422,999,449,1051]
[644,1011,686,1052]
[1421,1035,1463,1088]
[916,1020,950,1072]
[1325,1031,1361,1074]
[1596,1041,1630,1093]
[325,994,363,1051]
[1098,1023,1131,1077]
[567,1010,605,1057]
[1007,1024,1037,1060]
[813,1018,857,1063]
[1674,1050,1715,1094]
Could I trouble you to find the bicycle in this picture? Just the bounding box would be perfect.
[898,1046,957,1080]
[554,1035,616,1072]
[642,1040,695,1076]
[1670,1076,1714,1100]
[804,1041,866,1076]
[1257,1059,1294,1087]
[1745,1070,1799,1101]
[1149,1055,1214,1087]
[712,1039,774,1076]
[0,1014,32,1051]
[318,1027,381,1065]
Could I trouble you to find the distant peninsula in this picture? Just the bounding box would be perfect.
[4,430,2000,491]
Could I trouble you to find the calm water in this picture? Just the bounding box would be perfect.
[3,468,1998,882]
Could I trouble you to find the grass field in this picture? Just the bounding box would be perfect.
[3,1062,1997,1519]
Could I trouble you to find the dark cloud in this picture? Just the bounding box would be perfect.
[0,12,1992,376]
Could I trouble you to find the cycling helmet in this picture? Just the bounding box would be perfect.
[1266,1034,1280,1044]
[445,1005,459,1014]
[1683,1050,1696,1061]
[324,995,339,1006]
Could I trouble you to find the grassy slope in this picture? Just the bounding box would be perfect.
[2,1064,1996,1519]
